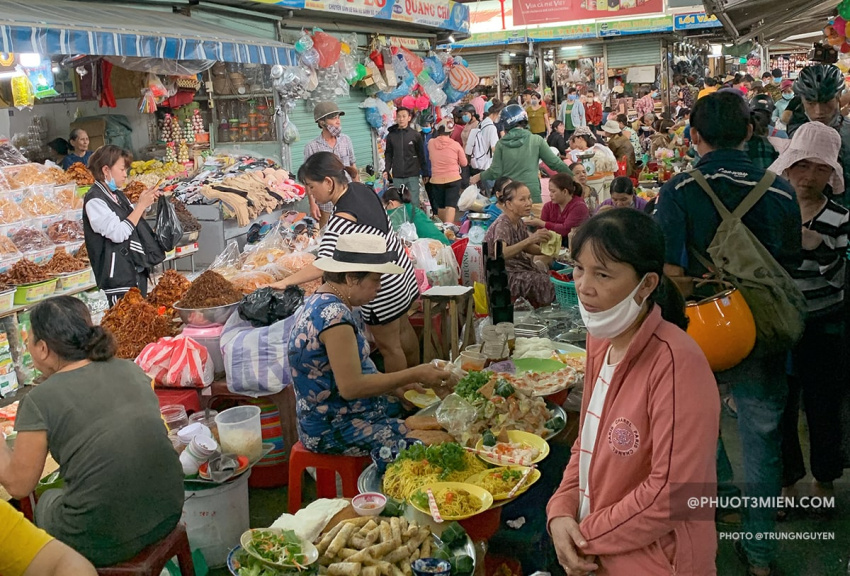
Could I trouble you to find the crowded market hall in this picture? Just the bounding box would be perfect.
[0,0,849,575]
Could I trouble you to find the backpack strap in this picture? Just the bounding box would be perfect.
[689,169,776,221]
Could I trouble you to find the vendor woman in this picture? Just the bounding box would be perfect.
[382,186,450,245]
[59,129,92,170]
[270,152,420,373]
[83,145,161,306]
[547,209,718,575]
[525,173,589,239]
[484,181,555,307]
[288,233,452,456]
[0,296,183,567]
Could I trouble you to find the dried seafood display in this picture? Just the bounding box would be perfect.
[43,249,89,274]
[11,228,53,252]
[0,258,51,285]
[66,162,95,186]
[178,270,242,308]
[147,270,191,310]
[47,220,85,243]
[101,288,177,359]
[123,181,147,204]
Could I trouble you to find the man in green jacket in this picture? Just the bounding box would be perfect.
[471,104,572,203]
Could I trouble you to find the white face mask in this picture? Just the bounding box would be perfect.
[578,274,648,339]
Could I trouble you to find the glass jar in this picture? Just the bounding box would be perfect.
[217,119,231,143]
[229,118,241,141]
[240,122,251,141]
[250,126,260,141]
[258,122,271,141]
[160,404,189,432]
[189,410,220,443]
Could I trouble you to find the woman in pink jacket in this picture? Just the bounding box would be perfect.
[547,209,719,576]
[427,119,468,224]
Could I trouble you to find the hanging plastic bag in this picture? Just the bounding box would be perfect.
[337,53,358,84]
[295,32,314,53]
[282,117,300,144]
[449,65,479,92]
[24,62,59,99]
[312,30,342,68]
[300,48,320,70]
[400,48,424,77]
[238,286,304,328]
[135,336,214,388]
[210,240,242,279]
[155,195,184,251]
[11,76,34,109]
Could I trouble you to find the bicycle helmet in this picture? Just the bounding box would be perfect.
[500,104,528,130]
[794,64,845,102]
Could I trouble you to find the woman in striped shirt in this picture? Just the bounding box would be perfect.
[770,122,849,510]
[271,152,420,373]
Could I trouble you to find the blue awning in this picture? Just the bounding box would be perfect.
[0,0,296,65]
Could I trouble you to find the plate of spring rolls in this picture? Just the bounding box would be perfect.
[312,515,474,576]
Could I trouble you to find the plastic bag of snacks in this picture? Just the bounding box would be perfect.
[209,240,242,280]
[135,336,214,388]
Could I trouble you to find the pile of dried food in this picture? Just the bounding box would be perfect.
[42,249,89,274]
[46,167,75,185]
[171,198,201,232]
[11,228,53,252]
[47,220,85,243]
[0,258,52,285]
[148,270,191,310]
[22,193,62,216]
[53,185,83,210]
[76,242,89,263]
[178,270,242,308]
[6,164,54,188]
[101,288,177,359]
[0,236,20,258]
[0,198,28,223]
[123,181,147,204]
[66,162,95,186]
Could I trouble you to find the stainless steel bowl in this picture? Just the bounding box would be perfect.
[173,301,240,327]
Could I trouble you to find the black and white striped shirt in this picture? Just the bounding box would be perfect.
[319,183,419,326]
[794,199,850,320]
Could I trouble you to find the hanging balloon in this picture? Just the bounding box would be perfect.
[401,95,416,109]
[836,16,848,34]
[842,42,850,53]
[295,33,314,54]
[840,0,850,20]
[825,24,845,47]
[352,63,368,83]
[300,47,320,69]
[415,94,431,111]
[313,31,342,68]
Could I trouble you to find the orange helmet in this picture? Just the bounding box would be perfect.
[686,282,756,372]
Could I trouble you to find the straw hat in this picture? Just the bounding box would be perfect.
[601,119,622,134]
[313,233,404,275]
[768,122,844,195]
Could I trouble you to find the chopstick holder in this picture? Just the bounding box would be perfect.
[506,465,536,499]
[426,488,444,523]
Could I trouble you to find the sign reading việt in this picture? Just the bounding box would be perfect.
[513,0,663,27]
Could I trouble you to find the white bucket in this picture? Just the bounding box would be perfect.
[182,470,251,568]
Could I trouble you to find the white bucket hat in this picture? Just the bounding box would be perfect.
[313,233,404,275]
[768,122,844,195]
[601,119,622,134]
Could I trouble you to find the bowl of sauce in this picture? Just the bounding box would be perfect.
[352,492,387,516]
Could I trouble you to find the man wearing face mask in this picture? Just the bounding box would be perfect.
[654,91,801,576]
[305,102,357,228]
[789,64,850,207]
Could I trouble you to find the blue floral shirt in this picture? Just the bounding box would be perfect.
[287,293,408,456]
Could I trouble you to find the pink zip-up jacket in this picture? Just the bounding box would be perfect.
[428,136,467,185]
[547,305,719,575]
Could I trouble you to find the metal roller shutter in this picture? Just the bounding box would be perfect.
[463,53,499,78]
[555,44,604,59]
[606,38,662,68]
[287,87,376,175]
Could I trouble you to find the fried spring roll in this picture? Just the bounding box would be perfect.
[328,562,362,576]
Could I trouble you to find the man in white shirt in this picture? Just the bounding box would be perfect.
[468,102,503,191]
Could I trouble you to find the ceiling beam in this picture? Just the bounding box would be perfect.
[734,0,830,44]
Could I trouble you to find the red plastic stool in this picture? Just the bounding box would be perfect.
[96,523,194,576]
[288,441,370,513]
[154,388,201,415]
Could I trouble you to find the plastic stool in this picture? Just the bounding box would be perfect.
[96,523,194,575]
[288,441,370,513]
[154,388,201,415]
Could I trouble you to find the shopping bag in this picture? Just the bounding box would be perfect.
[135,336,214,388]
[155,195,184,251]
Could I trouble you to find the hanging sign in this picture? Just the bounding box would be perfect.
[448,29,528,47]
[597,15,673,37]
[673,12,722,30]
[527,23,597,42]
[513,0,663,27]
[297,0,470,32]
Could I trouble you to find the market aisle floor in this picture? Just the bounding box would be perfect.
[208,412,848,576]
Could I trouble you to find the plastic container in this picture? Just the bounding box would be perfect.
[459,351,487,372]
[182,470,251,568]
[0,286,15,313]
[54,268,93,293]
[22,247,55,265]
[216,405,262,463]
[13,278,57,305]
[161,404,190,432]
